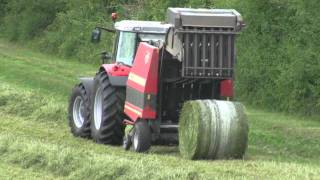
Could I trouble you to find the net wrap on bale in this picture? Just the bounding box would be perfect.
[179,100,248,160]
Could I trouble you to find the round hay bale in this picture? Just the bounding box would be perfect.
[179,100,249,160]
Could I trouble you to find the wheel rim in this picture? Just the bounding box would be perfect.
[94,86,103,130]
[73,96,85,128]
[133,133,139,150]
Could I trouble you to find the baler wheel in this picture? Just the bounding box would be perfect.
[68,83,91,138]
[91,71,125,145]
[132,120,151,152]
[123,134,132,150]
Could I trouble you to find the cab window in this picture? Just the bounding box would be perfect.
[116,31,136,65]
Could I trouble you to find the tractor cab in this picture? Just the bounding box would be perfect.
[93,20,171,66]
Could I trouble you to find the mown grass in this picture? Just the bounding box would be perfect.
[0,40,319,179]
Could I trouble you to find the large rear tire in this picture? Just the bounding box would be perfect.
[91,71,125,145]
[68,83,91,138]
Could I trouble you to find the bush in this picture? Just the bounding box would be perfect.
[37,0,114,63]
[2,0,66,41]
[234,0,320,115]
[0,0,8,25]
[0,0,319,116]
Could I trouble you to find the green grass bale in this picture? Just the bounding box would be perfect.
[179,100,249,160]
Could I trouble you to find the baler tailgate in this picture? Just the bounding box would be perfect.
[181,29,236,78]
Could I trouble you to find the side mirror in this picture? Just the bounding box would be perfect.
[91,28,101,43]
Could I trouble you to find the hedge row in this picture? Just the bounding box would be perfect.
[0,0,319,116]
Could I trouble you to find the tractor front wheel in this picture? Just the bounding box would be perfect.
[68,83,91,138]
[132,120,151,152]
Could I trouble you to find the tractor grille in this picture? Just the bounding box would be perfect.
[179,27,237,78]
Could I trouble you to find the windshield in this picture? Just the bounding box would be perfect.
[116,32,136,65]
[115,32,165,66]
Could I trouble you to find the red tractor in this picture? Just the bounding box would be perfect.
[68,8,248,159]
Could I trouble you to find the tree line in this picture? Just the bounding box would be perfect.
[0,0,319,116]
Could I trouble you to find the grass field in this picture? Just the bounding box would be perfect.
[0,40,319,179]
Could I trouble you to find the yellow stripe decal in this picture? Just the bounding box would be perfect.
[125,104,142,116]
[128,73,146,86]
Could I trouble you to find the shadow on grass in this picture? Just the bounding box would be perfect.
[150,145,180,156]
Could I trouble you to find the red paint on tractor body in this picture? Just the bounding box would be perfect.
[101,63,131,76]
[124,42,159,121]
[220,79,234,97]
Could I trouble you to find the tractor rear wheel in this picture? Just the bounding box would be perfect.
[91,71,125,145]
[68,83,91,138]
[132,120,151,152]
